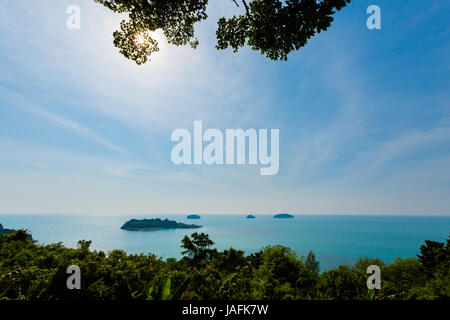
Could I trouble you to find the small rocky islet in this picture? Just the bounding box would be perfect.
[273,213,294,219]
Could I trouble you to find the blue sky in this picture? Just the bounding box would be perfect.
[0,0,449,215]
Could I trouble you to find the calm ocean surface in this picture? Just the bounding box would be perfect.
[1,214,449,271]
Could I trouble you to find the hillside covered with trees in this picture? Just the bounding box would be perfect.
[0,230,448,300]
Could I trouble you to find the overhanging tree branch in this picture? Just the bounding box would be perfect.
[94,0,351,64]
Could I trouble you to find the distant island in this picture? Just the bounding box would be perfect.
[0,223,15,236]
[0,224,33,241]
[120,218,201,231]
[246,215,256,219]
[274,213,294,219]
[187,214,201,219]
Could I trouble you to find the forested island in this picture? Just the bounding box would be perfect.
[246,215,256,219]
[0,229,448,300]
[0,223,15,236]
[274,214,294,219]
[187,214,201,219]
[120,218,201,231]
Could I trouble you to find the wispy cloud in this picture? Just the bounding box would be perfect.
[1,88,128,154]
[27,106,128,154]
[347,124,450,177]
[0,137,150,179]
[286,47,369,179]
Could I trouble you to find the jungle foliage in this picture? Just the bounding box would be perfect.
[0,230,448,300]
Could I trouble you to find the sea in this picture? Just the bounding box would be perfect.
[0,214,449,271]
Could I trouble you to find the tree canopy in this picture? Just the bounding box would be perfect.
[94,0,351,64]
[0,229,449,300]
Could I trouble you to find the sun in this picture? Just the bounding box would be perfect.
[134,30,165,47]
[135,32,148,46]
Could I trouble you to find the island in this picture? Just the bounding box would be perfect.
[0,224,33,240]
[273,213,294,219]
[0,223,15,236]
[246,215,256,219]
[187,214,201,219]
[120,218,201,231]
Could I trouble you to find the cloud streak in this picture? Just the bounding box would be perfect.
[1,87,128,155]
[27,106,128,154]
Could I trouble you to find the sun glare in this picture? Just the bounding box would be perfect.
[135,32,148,46]
[135,30,165,46]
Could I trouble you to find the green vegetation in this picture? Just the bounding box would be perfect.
[0,224,15,236]
[120,218,201,231]
[0,224,33,241]
[274,214,294,219]
[0,229,448,300]
[93,0,351,64]
[128,274,191,300]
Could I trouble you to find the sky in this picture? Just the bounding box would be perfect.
[0,0,449,215]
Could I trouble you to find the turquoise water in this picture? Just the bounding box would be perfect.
[0,214,449,270]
